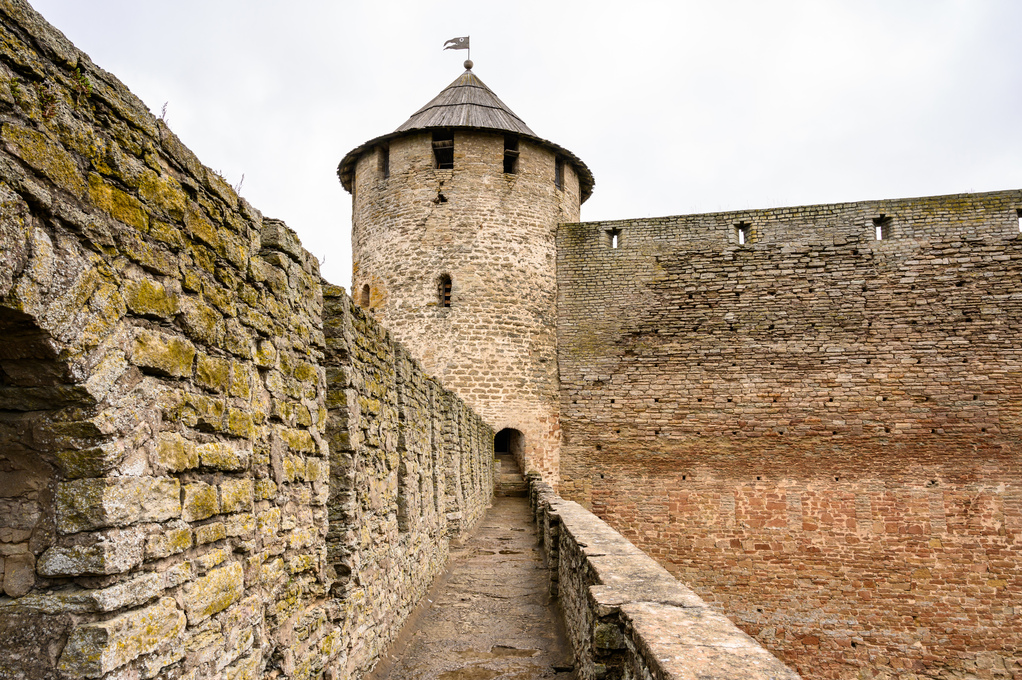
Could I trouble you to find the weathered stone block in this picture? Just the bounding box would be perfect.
[58,596,185,678]
[38,526,146,576]
[13,571,164,613]
[2,552,35,597]
[157,432,199,472]
[220,478,254,514]
[145,520,193,559]
[196,352,231,392]
[56,477,180,534]
[124,278,179,319]
[181,481,220,522]
[131,328,195,378]
[2,123,86,198]
[199,441,249,471]
[195,521,226,545]
[87,172,149,231]
[181,561,244,625]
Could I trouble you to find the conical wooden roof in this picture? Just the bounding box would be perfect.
[338,67,594,202]
[395,70,535,135]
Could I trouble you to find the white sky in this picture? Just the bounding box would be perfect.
[28,0,1022,289]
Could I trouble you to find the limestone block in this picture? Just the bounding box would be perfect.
[220,478,254,514]
[1,123,86,198]
[87,173,148,231]
[182,481,220,522]
[157,432,199,472]
[254,479,277,501]
[181,561,244,625]
[131,328,195,378]
[195,521,226,545]
[124,278,179,319]
[56,477,180,534]
[225,512,255,538]
[2,552,35,597]
[196,352,231,392]
[198,441,249,471]
[37,526,146,577]
[58,596,186,678]
[145,520,193,559]
[12,571,164,613]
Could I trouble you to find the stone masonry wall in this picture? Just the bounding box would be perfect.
[321,286,493,678]
[350,128,581,483]
[0,4,494,679]
[557,191,1022,679]
[528,473,800,680]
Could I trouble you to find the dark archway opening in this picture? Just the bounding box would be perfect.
[494,428,522,455]
[494,428,526,497]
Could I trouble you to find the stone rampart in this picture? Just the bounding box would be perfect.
[527,474,799,680]
[557,192,1022,678]
[0,3,493,678]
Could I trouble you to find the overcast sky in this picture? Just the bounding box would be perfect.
[28,0,1022,288]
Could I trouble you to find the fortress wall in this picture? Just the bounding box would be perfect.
[351,130,580,482]
[0,4,494,679]
[556,191,1022,679]
[322,287,493,678]
[528,474,799,679]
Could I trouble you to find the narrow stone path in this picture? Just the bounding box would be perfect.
[369,454,575,680]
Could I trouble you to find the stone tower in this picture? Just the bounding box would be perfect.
[338,63,594,481]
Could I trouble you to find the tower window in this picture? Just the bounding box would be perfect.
[874,215,891,240]
[439,274,452,308]
[503,135,519,174]
[1016,209,1021,232]
[432,131,454,169]
[606,228,621,249]
[378,145,389,179]
[554,158,564,190]
[360,284,370,308]
[736,222,752,245]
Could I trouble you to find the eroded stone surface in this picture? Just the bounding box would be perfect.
[58,596,186,677]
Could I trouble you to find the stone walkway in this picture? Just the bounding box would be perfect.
[368,455,575,680]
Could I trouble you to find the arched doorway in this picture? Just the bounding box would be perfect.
[493,428,527,497]
[494,427,524,458]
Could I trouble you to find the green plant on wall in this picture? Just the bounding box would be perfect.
[72,66,91,108]
[35,81,56,119]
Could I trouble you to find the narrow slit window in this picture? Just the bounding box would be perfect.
[736,222,752,245]
[1017,209,1022,232]
[432,131,454,169]
[360,284,370,308]
[554,157,564,190]
[606,228,621,249]
[874,215,891,240]
[439,274,452,308]
[378,145,389,179]
[503,135,519,174]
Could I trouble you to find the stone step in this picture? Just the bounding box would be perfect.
[494,455,528,497]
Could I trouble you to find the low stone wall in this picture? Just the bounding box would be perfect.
[528,474,799,680]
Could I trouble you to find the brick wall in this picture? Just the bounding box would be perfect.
[528,474,800,679]
[0,4,493,678]
[557,191,1022,679]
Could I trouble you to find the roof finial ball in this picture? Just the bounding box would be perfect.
[464,59,473,70]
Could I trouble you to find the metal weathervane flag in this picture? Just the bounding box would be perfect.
[444,36,469,50]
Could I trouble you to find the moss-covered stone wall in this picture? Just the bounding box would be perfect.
[0,3,494,679]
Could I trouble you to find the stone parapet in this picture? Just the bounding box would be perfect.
[527,474,799,680]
